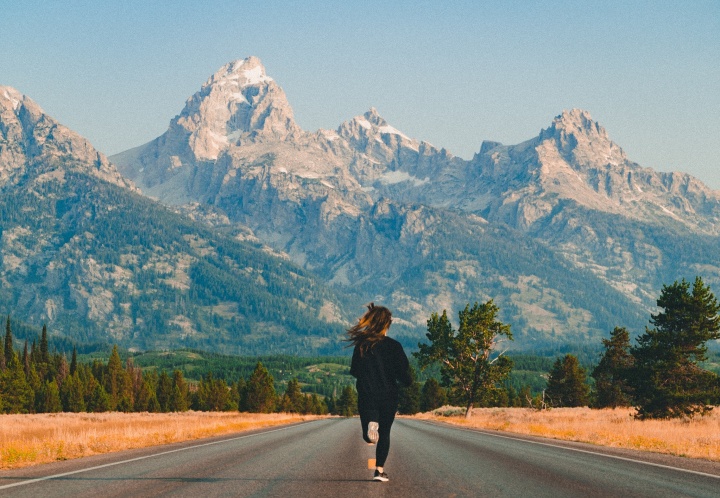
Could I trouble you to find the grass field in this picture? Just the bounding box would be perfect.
[0,412,320,470]
[3,407,720,470]
[418,406,720,461]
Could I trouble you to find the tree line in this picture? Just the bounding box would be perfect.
[3,276,718,420]
[414,276,720,419]
[0,321,338,415]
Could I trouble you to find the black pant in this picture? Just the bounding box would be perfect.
[359,400,397,467]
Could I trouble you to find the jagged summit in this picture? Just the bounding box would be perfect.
[1,86,25,112]
[538,108,627,168]
[0,86,134,190]
[214,56,273,86]
[173,56,300,160]
[339,108,412,141]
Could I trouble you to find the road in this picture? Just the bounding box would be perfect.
[1,418,719,497]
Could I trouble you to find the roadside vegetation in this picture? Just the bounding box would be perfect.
[416,407,720,462]
[1,276,720,468]
[0,412,319,469]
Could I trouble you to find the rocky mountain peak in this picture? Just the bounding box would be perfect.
[173,56,301,160]
[337,108,415,149]
[363,107,387,127]
[0,86,134,190]
[1,86,26,112]
[537,108,626,169]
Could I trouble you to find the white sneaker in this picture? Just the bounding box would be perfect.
[373,470,389,482]
[368,421,379,444]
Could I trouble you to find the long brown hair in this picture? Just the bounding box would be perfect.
[345,303,392,354]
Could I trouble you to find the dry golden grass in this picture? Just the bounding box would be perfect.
[416,407,720,461]
[0,411,323,470]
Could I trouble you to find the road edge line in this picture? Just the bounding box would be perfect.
[415,419,720,480]
[0,419,324,490]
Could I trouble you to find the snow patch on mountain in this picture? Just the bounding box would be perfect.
[379,170,429,186]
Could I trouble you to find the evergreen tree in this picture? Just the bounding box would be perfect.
[194,372,231,411]
[244,362,276,413]
[325,394,337,415]
[22,341,30,377]
[4,316,14,367]
[207,374,231,411]
[235,377,248,412]
[0,353,34,413]
[39,324,50,364]
[60,372,86,412]
[415,301,514,418]
[336,385,358,416]
[279,378,304,413]
[105,345,132,411]
[56,355,70,389]
[420,377,448,412]
[545,354,590,407]
[156,370,172,412]
[169,370,189,412]
[135,377,159,412]
[629,277,720,419]
[36,380,62,413]
[397,366,421,415]
[592,327,634,408]
[87,383,110,412]
[70,347,78,376]
[309,393,328,415]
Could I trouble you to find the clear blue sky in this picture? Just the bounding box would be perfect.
[3,0,719,187]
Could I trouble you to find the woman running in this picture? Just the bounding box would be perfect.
[348,303,412,482]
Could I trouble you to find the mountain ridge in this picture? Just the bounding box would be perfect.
[0,84,350,353]
[112,57,720,349]
[3,56,719,353]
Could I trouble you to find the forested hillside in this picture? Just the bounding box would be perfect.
[0,169,347,354]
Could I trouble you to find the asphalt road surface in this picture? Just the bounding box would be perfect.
[1,418,719,497]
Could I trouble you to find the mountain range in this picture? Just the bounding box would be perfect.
[2,57,719,353]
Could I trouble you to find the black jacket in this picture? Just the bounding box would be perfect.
[350,336,412,410]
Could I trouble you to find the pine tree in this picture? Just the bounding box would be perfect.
[545,354,590,407]
[86,383,110,412]
[309,393,328,415]
[37,380,62,413]
[244,362,276,413]
[61,372,86,413]
[156,370,172,412]
[56,355,70,389]
[211,377,232,411]
[169,370,189,412]
[22,341,30,377]
[629,277,720,419]
[105,345,132,411]
[0,352,34,413]
[4,316,14,367]
[325,394,337,415]
[40,324,50,364]
[420,377,448,412]
[70,347,78,376]
[592,327,634,408]
[336,385,358,416]
[415,301,514,417]
[279,378,304,413]
[135,377,159,413]
[235,377,248,412]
